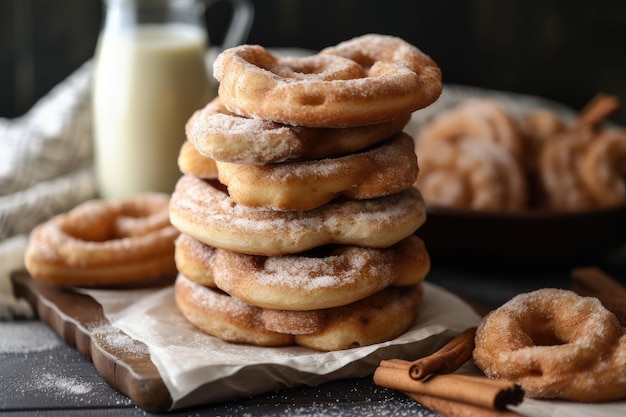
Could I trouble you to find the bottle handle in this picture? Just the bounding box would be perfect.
[206,0,254,50]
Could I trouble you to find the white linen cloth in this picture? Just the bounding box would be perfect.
[0,62,97,319]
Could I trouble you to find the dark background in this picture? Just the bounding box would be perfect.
[1,0,626,124]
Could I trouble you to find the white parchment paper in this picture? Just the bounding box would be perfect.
[84,282,481,409]
[83,282,626,415]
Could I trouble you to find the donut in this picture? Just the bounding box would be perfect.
[520,109,566,151]
[295,283,423,351]
[169,174,426,256]
[473,288,626,402]
[186,97,411,164]
[174,273,424,351]
[177,140,218,179]
[517,109,567,206]
[416,98,526,163]
[213,34,442,127]
[173,232,218,287]
[175,273,293,347]
[174,233,429,311]
[24,193,179,288]
[216,133,418,211]
[579,129,626,208]
[415,140,528,211]
[537,128,597,211]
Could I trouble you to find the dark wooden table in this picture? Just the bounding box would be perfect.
[1,259,623,416]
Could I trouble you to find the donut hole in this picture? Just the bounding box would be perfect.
[60,209,118,242]
[277,55,363,80]
[62,222,114,242]
[350,53,376,69]
[525,323,567,347]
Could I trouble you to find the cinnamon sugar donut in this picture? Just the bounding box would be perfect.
[213,34,442,127]
[175,273,424,351]
[187,97,410,164]
[169,175,426,256]
[520,109,566,152]
[296,283,423,351]
[216,133,418,211]
[173,232,217,287]
[175,274,294,347]
[474,288,626,402]
[175,233,429,311]
[580,129,626,208]
[24,193,178,288]
[416,98,525,162]
[177,140,218,179]
[538,128,597,211]
[415,141,527,211]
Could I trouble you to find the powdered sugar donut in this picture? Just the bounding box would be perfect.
[169,175,426,256]
[186,97,410,164]
[474,288,626,402]
[174,233,429,311]
[538,128,597,211]
[177,140,218,179]
[580,128,626,208]
[415,140,528,211]
[213,34,442,127]
[416,98,526,163]
[216,133,418,211]
[175,273,424,351]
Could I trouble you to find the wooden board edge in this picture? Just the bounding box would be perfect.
[10,271,174,412]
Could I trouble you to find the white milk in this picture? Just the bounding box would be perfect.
[92,24,212,198]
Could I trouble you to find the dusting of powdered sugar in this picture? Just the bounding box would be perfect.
[32,372,94,395]
[90,321,150,358]
[0,322,63,353]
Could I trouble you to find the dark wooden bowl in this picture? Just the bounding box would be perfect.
[416,204,626,272]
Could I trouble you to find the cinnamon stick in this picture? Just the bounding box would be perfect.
[405,392,524,417]
[409,327,477,380]
[374,359,524,411]
[571,267,626,326]
[571,92,620,131]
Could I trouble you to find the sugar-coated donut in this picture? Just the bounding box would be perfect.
[416,98,526,163]
[174,233,429,311]
[538,128,598,211]
[175,273,294,347]
[213,34,442,127]
[173,232,218,288]
[216,133,418,211]
[24,193,178,288]
[415,140,528,211]
[294,282,423,351]
[474,288,626,402]
[169,175,426,256]
[580,129,626,208]
[177,140,218,179]
[174,273,424,351]
[186,97,410,164]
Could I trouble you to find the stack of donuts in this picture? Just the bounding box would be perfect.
[169,34,443,351]
[414,93,626,212]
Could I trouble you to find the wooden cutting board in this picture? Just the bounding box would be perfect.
[10,271,173,412]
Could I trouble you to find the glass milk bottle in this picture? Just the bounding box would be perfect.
[92,0,253,198]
